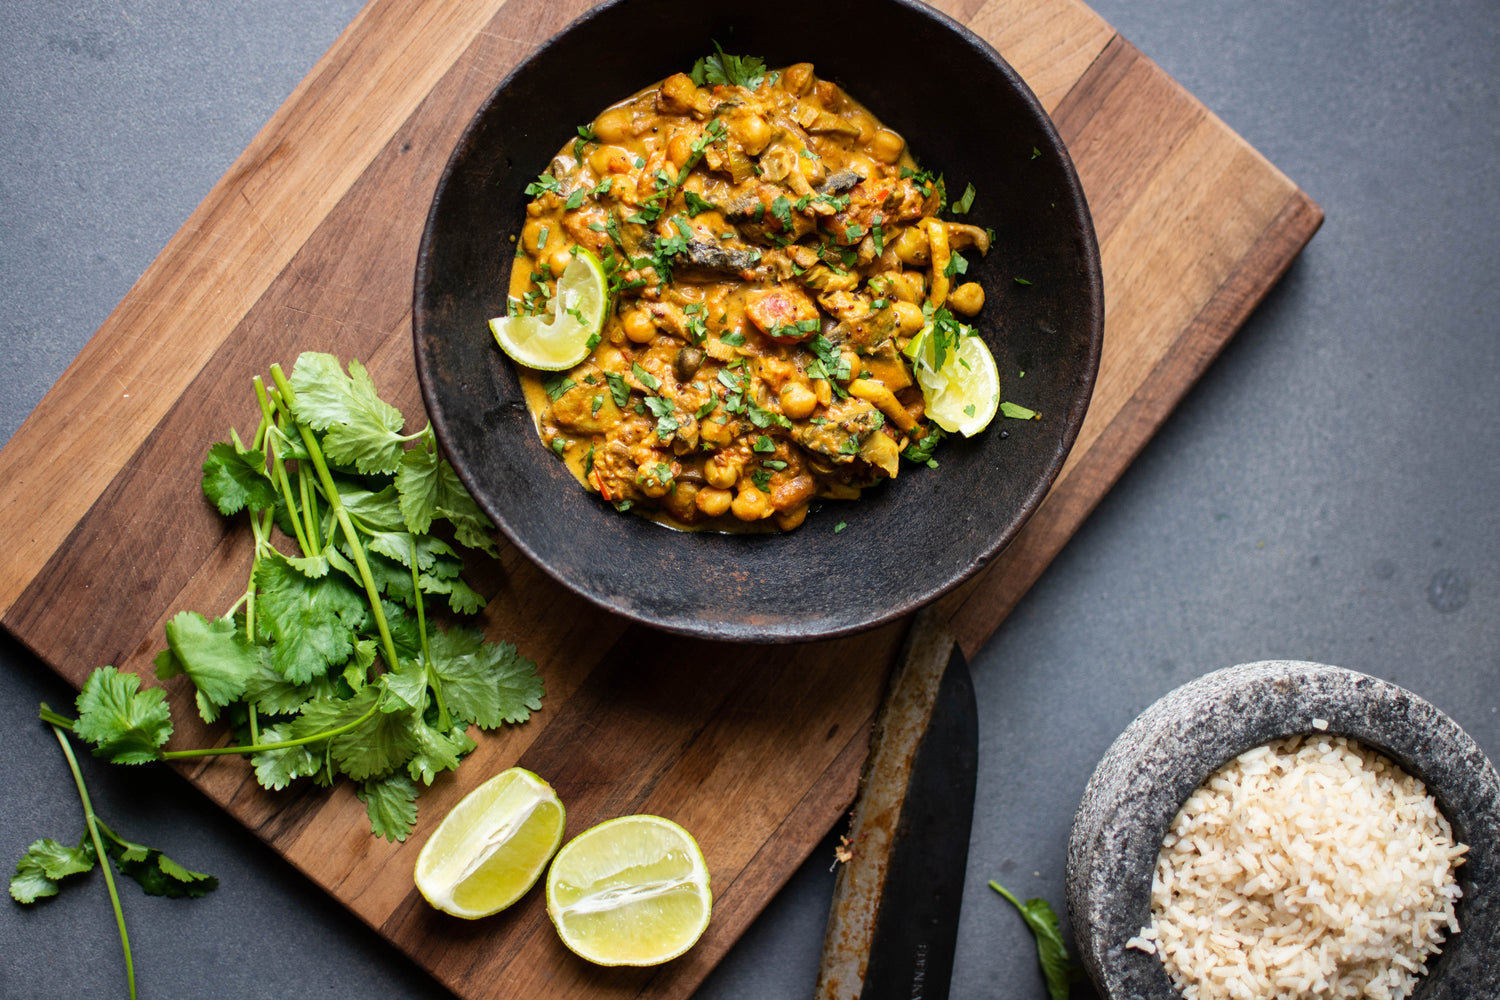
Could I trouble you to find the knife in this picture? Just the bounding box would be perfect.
[814,605,978,1000]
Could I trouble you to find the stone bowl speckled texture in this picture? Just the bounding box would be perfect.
[1066,660,1500,1000]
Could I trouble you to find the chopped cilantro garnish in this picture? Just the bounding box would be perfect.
[753,435,775,453]
[524,173,562,197]
[604,371,631,408]
[543,373,575,400]
[1014,277,1033,286]
[951,182,977,215]
[632,362,661,392]
[564,188,586,210]
[684,190,718,215]
[834,521,848,533]
[1000,401,1039,420]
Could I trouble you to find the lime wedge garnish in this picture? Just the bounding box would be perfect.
[546,814,712,967]
[910,322,1001,436]
[489,246,608,371]
[413,767,566,919]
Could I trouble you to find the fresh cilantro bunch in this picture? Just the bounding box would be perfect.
[40,353,544,843]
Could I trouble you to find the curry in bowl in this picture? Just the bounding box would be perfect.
[498,54,1014,532]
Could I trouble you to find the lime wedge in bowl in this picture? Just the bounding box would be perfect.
[489,246,608,371]
[414,766,566,919]
[906,317,1001,437]
[546,814,712,966]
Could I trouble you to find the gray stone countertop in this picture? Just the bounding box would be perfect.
[2,2,1496,998]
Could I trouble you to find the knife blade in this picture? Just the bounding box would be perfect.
[814,605,978,1000]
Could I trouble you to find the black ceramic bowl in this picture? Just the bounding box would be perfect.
[414,0,1103,642]
[1067,661,1500,1000]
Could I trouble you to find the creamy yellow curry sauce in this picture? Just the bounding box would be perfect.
[506,60,992,531]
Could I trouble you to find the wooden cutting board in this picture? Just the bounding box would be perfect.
[0,0,1320,996]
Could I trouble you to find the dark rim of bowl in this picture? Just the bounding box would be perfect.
[413,0,1104,642]
[1065,660,1500,1000]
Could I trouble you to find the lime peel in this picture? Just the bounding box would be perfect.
[489,247,608,371]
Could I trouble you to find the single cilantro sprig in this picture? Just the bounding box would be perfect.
[56,353,544,843]
[989,880,1083,1000]
[10,720,218,1000]
[689,42,768,90]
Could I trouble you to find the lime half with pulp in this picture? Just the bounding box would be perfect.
[414,767,566,919]
[907,320,1001,436]
[489,246,608,370]
[546,814,712,967]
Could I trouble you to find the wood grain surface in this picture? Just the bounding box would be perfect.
[0,0,1320,996]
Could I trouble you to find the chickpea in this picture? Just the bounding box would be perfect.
[812,378,833,407]
[892,300,925,335]
[696,486,733,518]
[779,381,818,419]
[891,227,930,266]
[885,270,927,304]
[773,505,808,531]
[704,454,741,489]
[700,412,733,447]
[623,308,657,344]
[731,484,771,521]
[663,481,699,521]
[867,127,906,165]
[949,282,986,316]
[593,105,636,145]
[781,62,815,96]
[729,112,773,157]
[667,132,694,169]
[588,144,632,175]
[548,246,574,277]
[521,219,550,256]
[839,349,861,382]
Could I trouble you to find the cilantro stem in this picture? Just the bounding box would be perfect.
[51,724,136,1000]
[39,703,76,729]
[408,538,449,730]
[160,698,381,759]
[255,377,314,558]
[268,364,402,676]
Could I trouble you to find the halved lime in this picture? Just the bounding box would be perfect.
[908,321,1001,436]
[545,814,712,967]
[414,767,566,919]
[489,246,608,371]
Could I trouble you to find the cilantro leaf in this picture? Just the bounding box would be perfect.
[287,353,408,474]
[951,182,977,215]
[292,687,416,782]
[1000,401,1039,420]
[95,820,217,899]
[358,772,421,842]
[395,429,498,557]
[10,838,96,903]
[250,723,324,791]
[200,441,276,515]
[255,552,369,683]
[990,881,1079,1000]
[690,42,768,89]
[405,719,476,787]
[157,612,259,723]
[426,626,544,728]
[902,425,946,464]
[73,666,172,765]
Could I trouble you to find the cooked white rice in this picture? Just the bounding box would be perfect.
[1131,736,1467,1000]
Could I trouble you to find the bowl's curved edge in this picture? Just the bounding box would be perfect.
[413,0,1105,643]
[1065,660,1500,1000]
